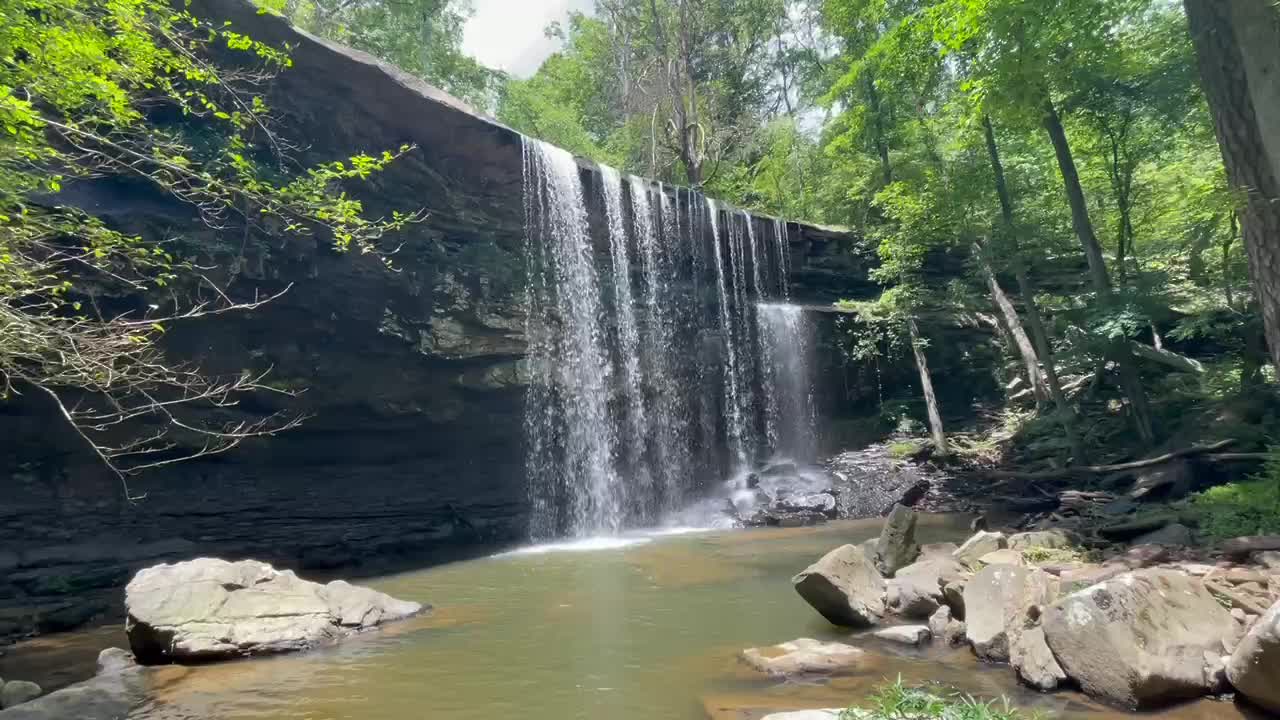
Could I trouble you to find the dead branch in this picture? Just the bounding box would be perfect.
[981,439,1237,481]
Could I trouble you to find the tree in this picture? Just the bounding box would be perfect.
[1,0,418,496]
[1184,0,1280,378]
[258,0,500,110]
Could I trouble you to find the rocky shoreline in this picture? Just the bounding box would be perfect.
[751,504,1280,714]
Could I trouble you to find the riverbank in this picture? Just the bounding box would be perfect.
[2,517,1268,720]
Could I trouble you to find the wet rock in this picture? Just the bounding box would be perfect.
[1227,599,1280,712]
[792,545,885,628]
[943,618,967,646]
[1132,523,1192,546]
[953,531,1007,569]
[739,639,866,678]
[0,682,41,709]
[942,580,966,619]
[125,558,424,664]
[874,625,930,646]
[1042,569,1236,708]
[0,648,146,719]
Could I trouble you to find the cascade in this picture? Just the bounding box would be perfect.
[757,303,818,462]
[522,136,815,536]
[522,140,621,537]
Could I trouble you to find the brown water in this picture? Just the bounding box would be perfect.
[13,517,1261,720]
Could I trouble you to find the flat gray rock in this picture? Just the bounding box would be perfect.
[739,639,866,678]
[126,558,424,663]
[873,625,931,646]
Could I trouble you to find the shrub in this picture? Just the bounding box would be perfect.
[841,680,1040,720]
[1189,451,1280,541]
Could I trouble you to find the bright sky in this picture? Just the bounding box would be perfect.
[463,0,595,78]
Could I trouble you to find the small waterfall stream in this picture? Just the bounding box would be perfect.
[522,137,812,537]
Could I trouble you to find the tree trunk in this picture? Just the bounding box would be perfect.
[1185,0,1280,377]
[908,318,949,458]
[866,73,893,187]
[1043,99,1112,293]
[984,116,1086,460]
[975,243,1047,406]
[1042,100,1154,445]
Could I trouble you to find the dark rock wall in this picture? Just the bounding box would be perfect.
[0,0,884,642]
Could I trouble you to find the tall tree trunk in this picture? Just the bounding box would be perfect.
[865,73,893,187]
[1185,0,1280,377]
[975,243,1047,406]
[1042,100,1154,445]
[984,116,1086,460]
[907,318,949,458]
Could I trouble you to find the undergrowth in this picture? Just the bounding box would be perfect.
[841,680,1041,720]
[1188,450,1280,541]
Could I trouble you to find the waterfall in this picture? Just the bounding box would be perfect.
[757,303,818,462]
[522,140,622,536]
[522,135,816,536]
[773,219,791,299]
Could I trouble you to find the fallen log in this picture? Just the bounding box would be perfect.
[982,439,1237,481]
[1129,340,1206,374]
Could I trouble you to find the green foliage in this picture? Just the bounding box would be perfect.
[258,0,500,111]
[1,0,415,483]
[1189,453,1280,541]
[842,680,1041,720]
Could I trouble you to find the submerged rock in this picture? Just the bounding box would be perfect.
[1042,569,1235,708]
[0,683,41,710]
[125,558,424,664]
[873,625,931,646]
[1227,599,1280,712]
[792,545,885,628]
[739,639,866,678]
[0,649,145,719]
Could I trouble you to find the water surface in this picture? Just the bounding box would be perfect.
[34,517,1257,720]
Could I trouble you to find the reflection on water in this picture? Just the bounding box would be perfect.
[20,517,1261,720]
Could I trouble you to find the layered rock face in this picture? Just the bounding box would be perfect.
[0,0,878,643]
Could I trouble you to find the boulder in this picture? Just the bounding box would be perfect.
[1222,536,1280,560]
[927,605,951,639]
[884,554,967,620]
[1227,599,1280,712]
[943,619,967,646]
[125,558,424,663]
[979,549,1025,567]
[873,625,930,646]
[0,683,41,710]
[942,580,966,619]
[962,565,1059,663]
[953,532,1007,569]
[1008,530,1074,552]
[1010,626,1067,691]
[873,505,920,577]
[1129,460,1194,501]
[739,639,866,678]
[792,545,885,628]
[1132,523,1192,547]
[1042,569,1236,708]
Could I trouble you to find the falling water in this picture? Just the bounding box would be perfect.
[758,303,818,462]
[773,219,791,299]
[523,135,817,536]
[522,140,622,536]
[600,167,649,505]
